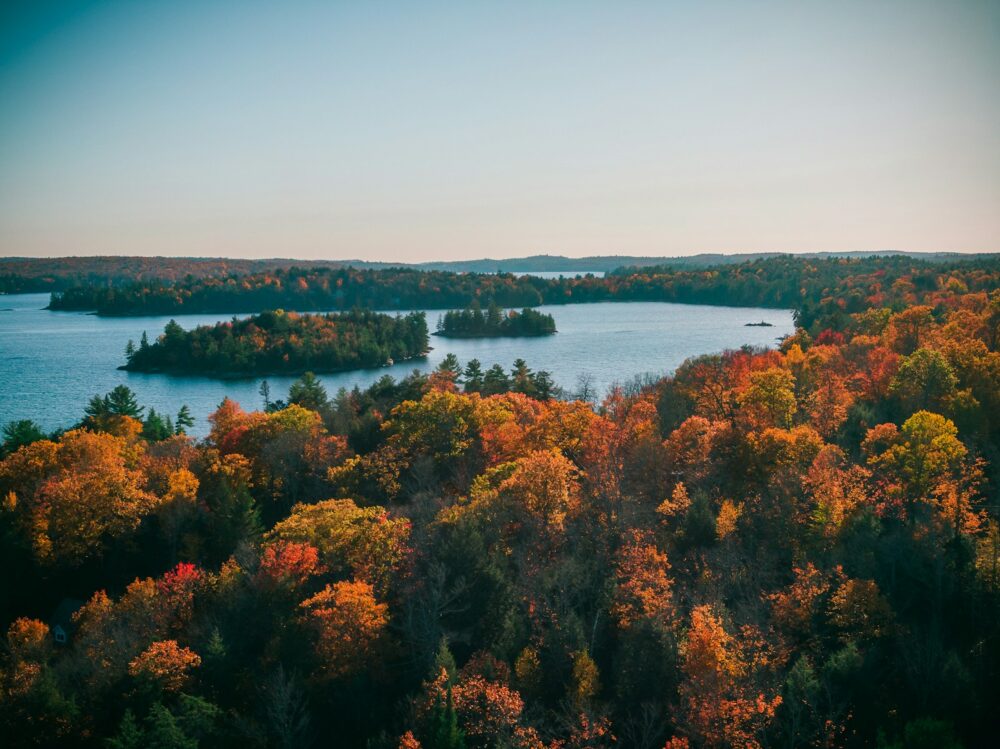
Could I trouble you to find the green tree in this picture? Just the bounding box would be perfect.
[424,686,465,749]
[174,406,194,435]
[105,385,144,418]
[463,359,484,393]
[1,420,46,456]
[890,348,958,414]
[288,372,329,412]
[106,710,144,749]
[482,364,510,395]
[144,703,196,749]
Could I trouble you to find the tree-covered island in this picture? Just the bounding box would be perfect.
[122,309,429,376]
[435,302,556,338]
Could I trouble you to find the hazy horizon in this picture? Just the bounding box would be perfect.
[2,1,998,262]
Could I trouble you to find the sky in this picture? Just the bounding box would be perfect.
[0,0,997,262]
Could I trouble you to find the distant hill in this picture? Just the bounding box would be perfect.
[405,251,998,274]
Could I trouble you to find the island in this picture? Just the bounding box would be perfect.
[434,302,556,338]
[744,320,774,327]
[121,308,429,376]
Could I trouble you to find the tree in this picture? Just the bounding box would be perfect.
[128,640,202,692]
[463,360,484,393]
[570,650,601,705]
[1,420,46,456]
[424,686,466,749]
[510,359,534,396]
[200,453,262,557]
[107,710,145,749]
[174,406,194,435]
[612,532,673,629]
[482,364,510,395]
[678,605,782,749]
[299,580,389,680]
[105,385,145,418]
[864,411,967,503]
[738,367,797,429]
[266,498,409,594]
[143,703,197,749]
[143,409,173,441]
[1,428,160,567]
[288,372,329,413]
[890,348,958,414]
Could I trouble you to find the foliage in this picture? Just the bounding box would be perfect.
[436,303,556,339]
[123,309,429,376]
[3,258,1000,747]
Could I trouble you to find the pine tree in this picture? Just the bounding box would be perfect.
[175,405,194,435]
[106,709,145,749]
[288,372,329,412]
[462,359,484,392]
[105,385,144,418]
[424,686,465,749]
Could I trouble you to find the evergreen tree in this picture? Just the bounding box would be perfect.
[424,687,465,749]
[142,408,172,441]
[104,385,144,418]
[106,709,145,749]
[511,359,534,395]
[437,354,462,379]
[259,380,272,411]
[288,372,329,412]
[482,364,510,395]
[144,703,196,749]
[1,419,46,456]
[175,405,194,435]
[462,359,484,392]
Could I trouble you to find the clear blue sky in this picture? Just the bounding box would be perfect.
[0,0,997,261]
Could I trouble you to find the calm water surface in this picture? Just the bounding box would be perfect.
[0,293,793,436]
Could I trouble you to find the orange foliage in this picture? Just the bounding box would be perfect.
[299,579,389,679]
[128,639,201,691]
[612,532,673,628]
[678,605,782,749]
[256,541,323,589]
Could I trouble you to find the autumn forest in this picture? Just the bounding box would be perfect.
[2,257,1000,749]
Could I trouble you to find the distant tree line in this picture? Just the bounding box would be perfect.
[123,309,429,377]
[435,302,556,338]
[45,256,1000,323]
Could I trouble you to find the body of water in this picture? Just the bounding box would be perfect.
[0,293,793,436]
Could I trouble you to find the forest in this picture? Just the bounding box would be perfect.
[44,255,1000,317]
[0,257,360,294]
[121,310,430,377]
[2,261,1000,748]
[435,304,556,339]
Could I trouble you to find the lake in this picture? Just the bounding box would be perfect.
[0,293,794,436]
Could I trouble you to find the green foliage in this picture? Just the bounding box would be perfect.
[85,385,144,420]
[124,309,429,376]
[437,304,556,338]
[288,372,330,412]
[1,419,46,456]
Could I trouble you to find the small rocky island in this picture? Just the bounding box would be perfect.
[435,302,556,338]
[122,309,429,377]
[744,320,774,327]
